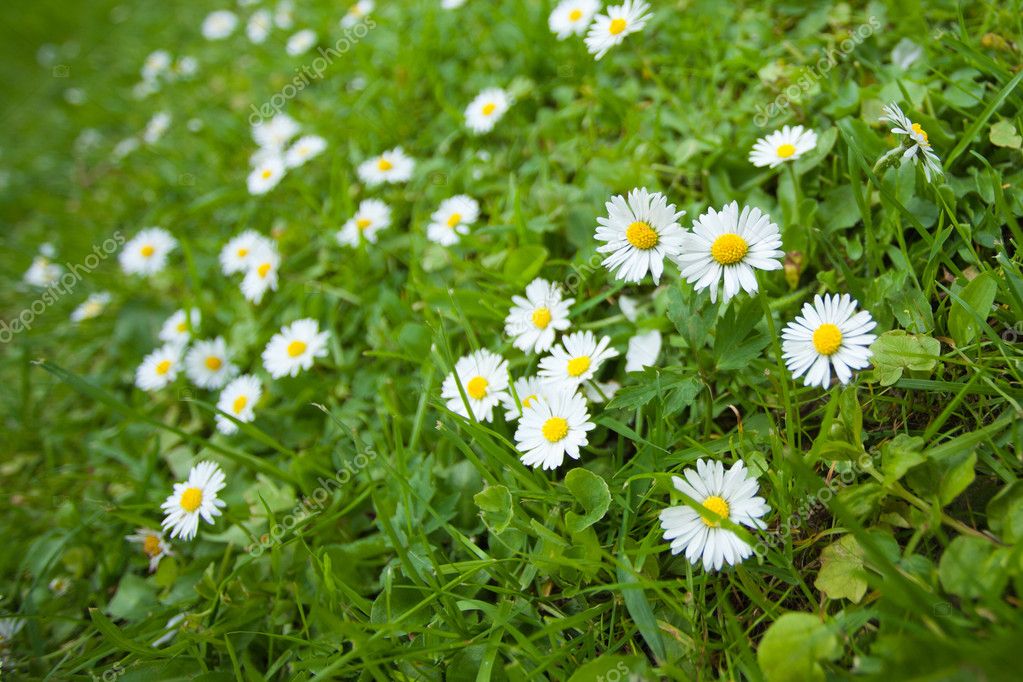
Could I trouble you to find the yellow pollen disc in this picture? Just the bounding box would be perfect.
[233,395,248,414]
[376,157,393,171]
[542,416,569,443]
[522,394,537,409]
[569,8,583,21]
[609,18,627,34]
[356,218,372,230]
[701,495,730,527]
[180,487,203,513]
[566,355,591,377]
[155,359,172,375]
[625,221,659,249]
[446,212,462,228]
[776,143,796,158]
[140,244,155,257]
[287,340,307,357]
[142,534,161,557]
[710,233,749,265]
[177,322,188,332]
[812,323,843,356]
[482,102,496,116]
[532,307,552,329]
[237,247,249,257]
[204,356,222,371]
[466,375,488,400]
[911,122,929,144]
[257,262,272,277]
[261,169,273,179]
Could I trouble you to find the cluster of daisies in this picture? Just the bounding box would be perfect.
[247,113,326,195]
[548,0,651,60]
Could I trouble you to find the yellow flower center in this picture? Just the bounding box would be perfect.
[237,247,249,258]
[710,233,749,265]
[233,395,248,414]
[625,221,658,249]
[177,322,188,332]
[569,8,583,21]
[701,495,730,527]
[911,122,929,145]
[482,102,496,116]
[522,394,537,409]
[140,245,155,257]
[776,143,796,158]
[287,340,307,357]
[466,375,488,400]
[566,355,591,377]
[205,356,222,371]
[155,359,172,375]
[356,218,372,230]
[376,157,393,171]
[446,212,462,228]
[532,307,552,329]
[257,262,272,278]
[812,323,843,356]
[261,169,273,180]
[609,18,627,34]
[142,534,161,557]
[541,416,569,442]
[180,487,203,513]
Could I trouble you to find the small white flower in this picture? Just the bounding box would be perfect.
[135,343,183,392]
[781,294,877,389]
[341,0,374,28]
[674,202,783,304]
[219,230,273,275]
[749,125,818,168]
[240,242,281,304]
[201,10,238,40]
[161,461,227,541]
[880,103,943,181]
[275,0,295,28]
[337,198,391,246]
[595,187,686,284]
[514,391,595,470]
[625,329,661,372]
[464,87,512,134]
[173,56,198,78]
[583,380,620,403]
[262,318,330,378]
[159,308,201,345]
[215,374,262,435]
[504,278,574,353]
[125,528,174,572]
[184,337,238,390]
[284,134,327,168]
[112,137,140,160]
[356,147,414,186]
[659,459,770,571]
[247,155,286,195]
[247,9,273,43]
[48,576,71,596]
[143,111,171,144]
[252,113,300,151]
[499,375,556,421]
[141,50,171,81]
[440,349,510,422]
[70,292,112,322]
[23,255,62,287]
[584,0,651,60]
[538,331,619,390]
[120,227,177,276]
[618,295,639,322]
[427,195,479,246]
[442,0,467,8]
[286,29,317,56]
[549,0,600,39]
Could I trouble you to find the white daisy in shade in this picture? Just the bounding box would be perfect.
[240,242,280,304]
[660,459,770,571]
[201,10,238,40]
[465,88,512,135]
[286,29,317,56]
[514,391,595,470]
[549,0,600,39]
[125,528,174,572]
[247,155,286,195]
[161,461,227,541]
[275,0,294,28]
[219,230,273,275]
[499,375,554,421]
[252,113,300,151]
[440,349,510,422]
[674,202,783,304]
[341,0,374,28]
[583,379,620,403]
[70,292,111,322]
[749,125,818,168]
[337,198,391,247]
[23,254,62,287]
[184,337,238,390]
[262,318,330,378]
[247,9,273,43]
[584,0,651,60]
[781,293,878,389]
[159,308,201,346]
[356,147,414,187]
[135,343,183,392]
[504,277,575,353]
[426,195,479,246]
[284,134,326,168]
[539,330,619,390]
[143,111,171,144]
[595,187,685,284]
[625,329,661,372]
[880,103,943,181]
[120,227,177,276]
[141,50,171,81]
[215,374,262,435]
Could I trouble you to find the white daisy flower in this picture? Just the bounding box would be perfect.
[159,308,201,346]
[499,375,553,421]
[538,330,619,389]
[219,230,273,275]
[152,613,186,648]
[23,255,62,287]
[48,576,71,596]
[125,528,173,572]
[426,195,480,246]
[252,113,300,151]
[284,134,327,168]
[247,9,273,43]
[70,292,112,322]
[0,618,24,646]
[135,343,183,392]
[120,227,177,276]
[749,125,818,168]
[143,111,171,144]
[215,374,262,435]
[341,0,374,28]
[440,349,510,422]
[286,29,317,56]
[674,202,783,304]
[584,0,651,60]
[172,56,198,79]
[240,242,281,304]
[337,198,391,247]
[659,459,770,571]
[184,337,238,390]
[464,87,512,135]
[160,461,227,541]
[618,294,639,321]
[781,294,878,389]
[880,103,943,181]
[356,147,414,187]
[595,187,686,284]
[503,277,575,353]
[262,318,330,378]
[549,0,600,39]
[201,10,238,40]
[141,50,171,81]
[247,155,286,195]
[514,391,595,470]
[625,329,661,372]
[583,379,620,403]
[112,137,140,160]
[274,0,294,28]
[442,0,467,8]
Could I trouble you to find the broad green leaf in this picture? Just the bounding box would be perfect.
[869,331,941,386]
[938,536,1009,600]
[989,119,1022,149]
[815,535,868,603]
[564,468,611,533]
[948,272,998,345]
[106,573,157,622]
[474,485,513,534]
[502,245,548,284]
[881,434,926,485]
[757,613,839,682]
